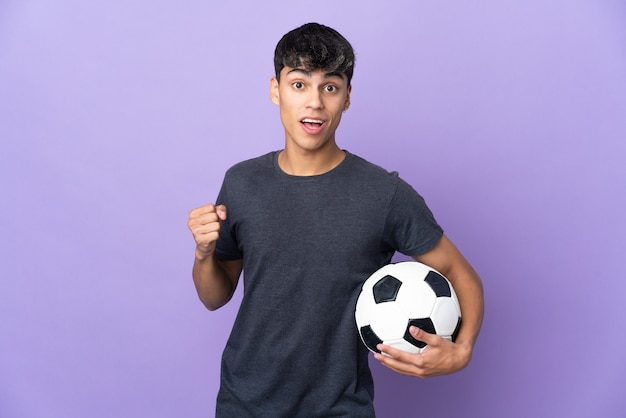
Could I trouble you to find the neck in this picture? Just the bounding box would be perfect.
[278,145,346,176]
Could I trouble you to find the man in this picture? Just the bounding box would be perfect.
[188,22,483,417]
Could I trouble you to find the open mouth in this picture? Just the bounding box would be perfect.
[301,118,325,129]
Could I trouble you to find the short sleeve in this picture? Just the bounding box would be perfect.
[215,173,244,261]
[382,177,443,256]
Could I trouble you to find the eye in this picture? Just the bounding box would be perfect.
[292,81,304,89]
[324,85,338,93]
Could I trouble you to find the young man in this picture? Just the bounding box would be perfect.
[188,23,484,417]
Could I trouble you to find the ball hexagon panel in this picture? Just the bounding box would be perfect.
[354,287,378,325]
[395,278,437,319]
[364,302,408,341]
[430,297,462,337]
[384,338,422,355]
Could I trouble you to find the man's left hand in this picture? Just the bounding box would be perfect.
[374,325,472,378]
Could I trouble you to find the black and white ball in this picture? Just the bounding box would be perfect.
[355,261,462,354]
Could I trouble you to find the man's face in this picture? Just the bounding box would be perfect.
[270,66,351,154]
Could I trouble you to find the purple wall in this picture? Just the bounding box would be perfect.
[1,1,625,417]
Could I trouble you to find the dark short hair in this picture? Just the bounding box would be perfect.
[274,23,355,85]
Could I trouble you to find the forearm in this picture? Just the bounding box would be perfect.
[451,265,484,351]
[384,245,484,377]
[192,251,236,311]
[414,235,484,356]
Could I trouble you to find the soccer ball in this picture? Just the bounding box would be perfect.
[355,261,462,354]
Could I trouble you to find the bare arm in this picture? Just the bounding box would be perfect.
[374,235,484,377]
[415,235,484,350]
[188,204,243,311]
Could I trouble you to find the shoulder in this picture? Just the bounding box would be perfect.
[225,152,276,177]
[219,152,280,202]
[343,151,401,185]
[343,152,429,203]
[222,152,279,190]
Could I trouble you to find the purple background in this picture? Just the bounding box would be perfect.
[1,1,625,417]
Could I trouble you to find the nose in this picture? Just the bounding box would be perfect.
[306,88,323,109]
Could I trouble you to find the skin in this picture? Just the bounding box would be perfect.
[187,66,484,378]
[269,66,351,175]
[377,236,484,378]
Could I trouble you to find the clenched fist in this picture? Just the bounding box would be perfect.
[188,204,227,260]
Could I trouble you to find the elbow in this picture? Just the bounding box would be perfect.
[199,293,233,311]
[203,302,221,312]
[200,298,224,311]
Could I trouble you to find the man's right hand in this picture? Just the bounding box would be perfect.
[187,204,227,260]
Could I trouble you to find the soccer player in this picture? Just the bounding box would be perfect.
[187,22,484,417]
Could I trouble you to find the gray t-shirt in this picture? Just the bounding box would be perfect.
[214,151,443,417]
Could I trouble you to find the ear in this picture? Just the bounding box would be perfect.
[344,84,352,111]
[270,76,280,106]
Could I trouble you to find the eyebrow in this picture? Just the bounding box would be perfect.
[286,68,345,80]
